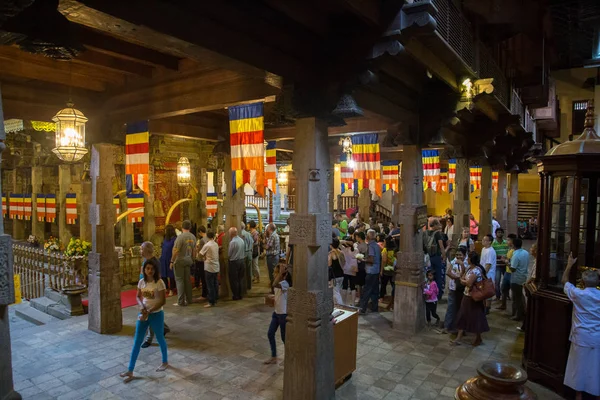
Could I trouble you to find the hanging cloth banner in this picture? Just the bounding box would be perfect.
[113,196,121,215]
[439,168,449,193]
[36,194,46,222]
[45,194,56,222]
[229,102,265,196]
[23,194,32,221]
[125,121,150,195]
[381,160,399,193]
[265,141,277,194]
[422,150,441,192]
[2,193,7,218]
[470,166,482,192]
[351,134,382,197]
[448,159,456,193]
[206,171,218,218]
[340,153,354,194]
[127,193,145,222]
[65,193,77,224]
[492,171,499,191]
[8,194,18,219]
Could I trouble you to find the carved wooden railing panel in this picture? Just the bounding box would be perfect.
[337,196,358,213]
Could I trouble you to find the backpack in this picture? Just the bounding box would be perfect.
[424,231,438,256]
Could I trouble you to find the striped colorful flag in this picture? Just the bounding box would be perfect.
[422,150,441,192]
[229,103,265,196]
[65,193,77,224]
[448,159,456,193]
[2,193,7,218]
[8,194,19,219]
[125,121,150,195]
[440,168,449,192]
[265,141,277,194]
[36,194,46,221]
[492,171,499,191]
[127,193,145,222]
[381,160,399,193]
[113,196,121,215]
[232,170,261,196]
[206,171,218,218]
[470,166,482,192]
[45,194,56,222]
[23,194,32,221]
[351,134,382,196]
[340,153,354,194]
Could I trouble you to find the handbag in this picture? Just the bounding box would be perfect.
[470,266,495,302]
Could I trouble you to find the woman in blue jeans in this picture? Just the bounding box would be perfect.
[120,259,169,382]
[264,263,291,365]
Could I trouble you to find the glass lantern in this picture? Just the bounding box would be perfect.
[278,166,289,187]
[177,157,191,186]
[51,101,88,162]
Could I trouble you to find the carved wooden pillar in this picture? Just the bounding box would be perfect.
[452,158,471,242]
[284,117,335,400]
[58,164,71,246]
[393,144,426,334]
[358,189,371,221]
[507,172,519,234]
[496,170,508,229]
[31,166,45,241]
[195,167,208,228]
[479,164,493,237]
[142,166,155,241]
[220,156,233,298]
[80,181,92,243]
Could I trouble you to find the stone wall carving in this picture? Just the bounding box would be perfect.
[0,235,15,305]
[289,213,330,246]
[287,288,333,320]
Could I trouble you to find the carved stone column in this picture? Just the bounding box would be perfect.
[284,117,335,400]
[88,144,123,334]
[507,172,519,235]
[496,170,508,229]
[453,158,471,242]
[58,164,72,245]
[393,144,426,334]
[478,165,493,237]
[31,166,45,241]
[358,188,371,221]
[143,166,155,241]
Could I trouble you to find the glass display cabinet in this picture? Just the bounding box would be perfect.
[524,101,600,396]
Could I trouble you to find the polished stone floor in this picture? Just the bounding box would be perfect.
[9,261,563,400]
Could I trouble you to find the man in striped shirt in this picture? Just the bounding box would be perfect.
[492,228,509,301]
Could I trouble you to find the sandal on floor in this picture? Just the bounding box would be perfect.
[449,340,462,346]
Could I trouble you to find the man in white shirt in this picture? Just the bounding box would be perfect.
[349,212,359,228]
[200,231,220,307]
[492,216,501,239]
[480,233,497,314]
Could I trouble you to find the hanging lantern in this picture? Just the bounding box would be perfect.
[51,101,88,162]
[177,157,191,186]
[339,136,353,155]
[278,166,289,187]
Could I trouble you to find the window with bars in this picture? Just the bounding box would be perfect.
[571,100,589,140]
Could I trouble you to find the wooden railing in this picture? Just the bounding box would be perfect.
[119,246,143,286]
[12,245,88,300]
[374,203,392,223]
[245,194,269,209]
[337,196,358,213]
[287,195,296,211]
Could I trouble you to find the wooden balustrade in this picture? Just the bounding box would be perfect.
[245,194,269,209]
[12,244,88,300]
[375,203,392,223]
[287,195,296,210]
[337,196,358,213]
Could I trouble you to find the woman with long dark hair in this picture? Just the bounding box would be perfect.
[160,225,177,296]
[450,251,489,346]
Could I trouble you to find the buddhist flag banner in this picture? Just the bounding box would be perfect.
[113,196,121,215]
[492,171,499,191]
[440,168,449,192]
[232,170,260,196]
[381,160,399,193]
[8,194,17,219]
[127,193,144,223]
[125,121,150,195]
[45,194,56,222]
[448,159,456,193]
[229,102,265,196]
[422,150,441,191]
[206,171,218,218]
[265,141,277,194]
[23,194,32,221]
[36,194,45,221]
[2,193,7,218]
[340,153,354,194]
[65,193,77,224]
[351,134,382,196]
[470,166,482,192]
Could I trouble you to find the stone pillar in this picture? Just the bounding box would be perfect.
[58,164,72,246]
[507,172,519,235]
[284,117,335,400]
[393,144,426,334]
[143,166,155,241]
[31,166,45,241]
[478,165,493,237]
[328,164,335,214]
[88,144,123,334]
[452,158,471,242]
[358,188,371,221]
[496,171,508,230]
[0,84,21,400]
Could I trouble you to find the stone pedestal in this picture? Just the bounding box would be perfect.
[496,171,508,229]
[453,158,471,242]
[31,166,45,242]
[88,144,123,334]
[358,189,371,220]
[283,117,335,400]
[393,144,426,334]
[58,164,72,246]
[507,172,519,235]
[478,165,493,237]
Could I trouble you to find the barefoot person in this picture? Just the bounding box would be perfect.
[264,263,291,365]
[121,258,169,382]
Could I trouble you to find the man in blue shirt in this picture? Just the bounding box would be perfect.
[509,238,529,321]
[359,229,381,314]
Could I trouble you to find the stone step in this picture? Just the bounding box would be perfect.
[44,287,63,303]
[13,301,61,326]
[29,296,71,320]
